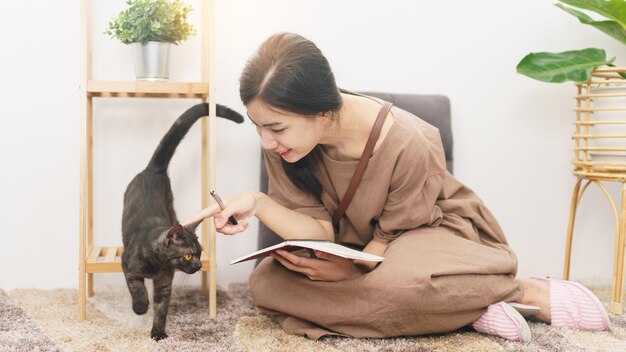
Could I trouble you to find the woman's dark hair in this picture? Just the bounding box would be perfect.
[240,32,342,198]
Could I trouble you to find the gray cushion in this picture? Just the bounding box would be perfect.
[257,93,453,253]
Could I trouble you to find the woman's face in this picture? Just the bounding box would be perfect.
[246,98,331,163]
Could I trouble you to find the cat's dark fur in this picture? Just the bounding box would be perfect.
[121,103,243,340]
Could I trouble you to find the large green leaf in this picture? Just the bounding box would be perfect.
[516,48,614,83]
[559,0,626,27]
[557,3,626,45]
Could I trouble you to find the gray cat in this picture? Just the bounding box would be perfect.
[121,103,243,340]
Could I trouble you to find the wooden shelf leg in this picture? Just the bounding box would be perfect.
[78,113,87,320]
[78,0,90,323]
[79,272,86,322]
[610,183,626,314]
[563,178,583,280]
[207,0,217,319]
[86,94,94,299]
[201,272,208,292]
[79,216,86,322]
[78,92,88,323]
[210,218,217,318]
[88,274,94,297]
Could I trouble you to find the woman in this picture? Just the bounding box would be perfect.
[186,32,610,342]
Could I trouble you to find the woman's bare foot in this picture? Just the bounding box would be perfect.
[518,279,551,323]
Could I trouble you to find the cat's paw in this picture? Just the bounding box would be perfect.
[132,299,149,315]
[150,331,168,341]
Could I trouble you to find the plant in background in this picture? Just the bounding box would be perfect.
[105,0,196,45]
[517,0,626,83]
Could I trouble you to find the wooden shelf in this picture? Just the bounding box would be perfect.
[87,80,209,98]
[79,0,218,321]
[86,246,123,273]
[86,246,212,273]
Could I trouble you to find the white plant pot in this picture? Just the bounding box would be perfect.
[131,41,172,81]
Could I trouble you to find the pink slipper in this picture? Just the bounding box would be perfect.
[472,302,532,342]
[532,277,611,331]
[509,302,541,317]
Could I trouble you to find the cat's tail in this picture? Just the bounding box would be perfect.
[147,103,244,172]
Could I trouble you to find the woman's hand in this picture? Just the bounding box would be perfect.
[213,191,258,235]
[183,191,259,235]
[270,249,366,281]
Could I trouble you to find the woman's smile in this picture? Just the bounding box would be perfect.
[278,149,292,157]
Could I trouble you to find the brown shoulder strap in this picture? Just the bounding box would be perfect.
[332,102,393,229]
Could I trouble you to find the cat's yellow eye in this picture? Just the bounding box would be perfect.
[184,254,192,261]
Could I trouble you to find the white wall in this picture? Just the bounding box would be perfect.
[1,0,624,290]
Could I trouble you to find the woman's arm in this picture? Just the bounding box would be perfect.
[186,191,334,241]
[354,238,388,271]
[253,192,334,241]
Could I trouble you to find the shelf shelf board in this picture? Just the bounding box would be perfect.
[85,246,212,273]
[87,80,209,98]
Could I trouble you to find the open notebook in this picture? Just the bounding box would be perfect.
[229,240,385,265]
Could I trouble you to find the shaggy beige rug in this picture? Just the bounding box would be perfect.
[3,284,626,351]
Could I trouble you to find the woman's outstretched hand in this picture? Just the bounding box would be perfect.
[183,191,258,235]
[270,249,366,281]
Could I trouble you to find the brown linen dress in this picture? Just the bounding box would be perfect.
[249,101,524,340]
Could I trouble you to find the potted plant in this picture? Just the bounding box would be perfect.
[516,0,626,83]
[517,0,626,165]
[106,0,196,81]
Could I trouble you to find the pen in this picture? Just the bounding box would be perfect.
[209,190,239,225]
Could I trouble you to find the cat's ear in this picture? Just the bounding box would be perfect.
[186,219,203,233]
[166,224,183,246]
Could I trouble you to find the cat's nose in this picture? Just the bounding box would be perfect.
[194,263,202,271]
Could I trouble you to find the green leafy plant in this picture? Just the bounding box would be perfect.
[517,0,626,83]
[105,0,196,45]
